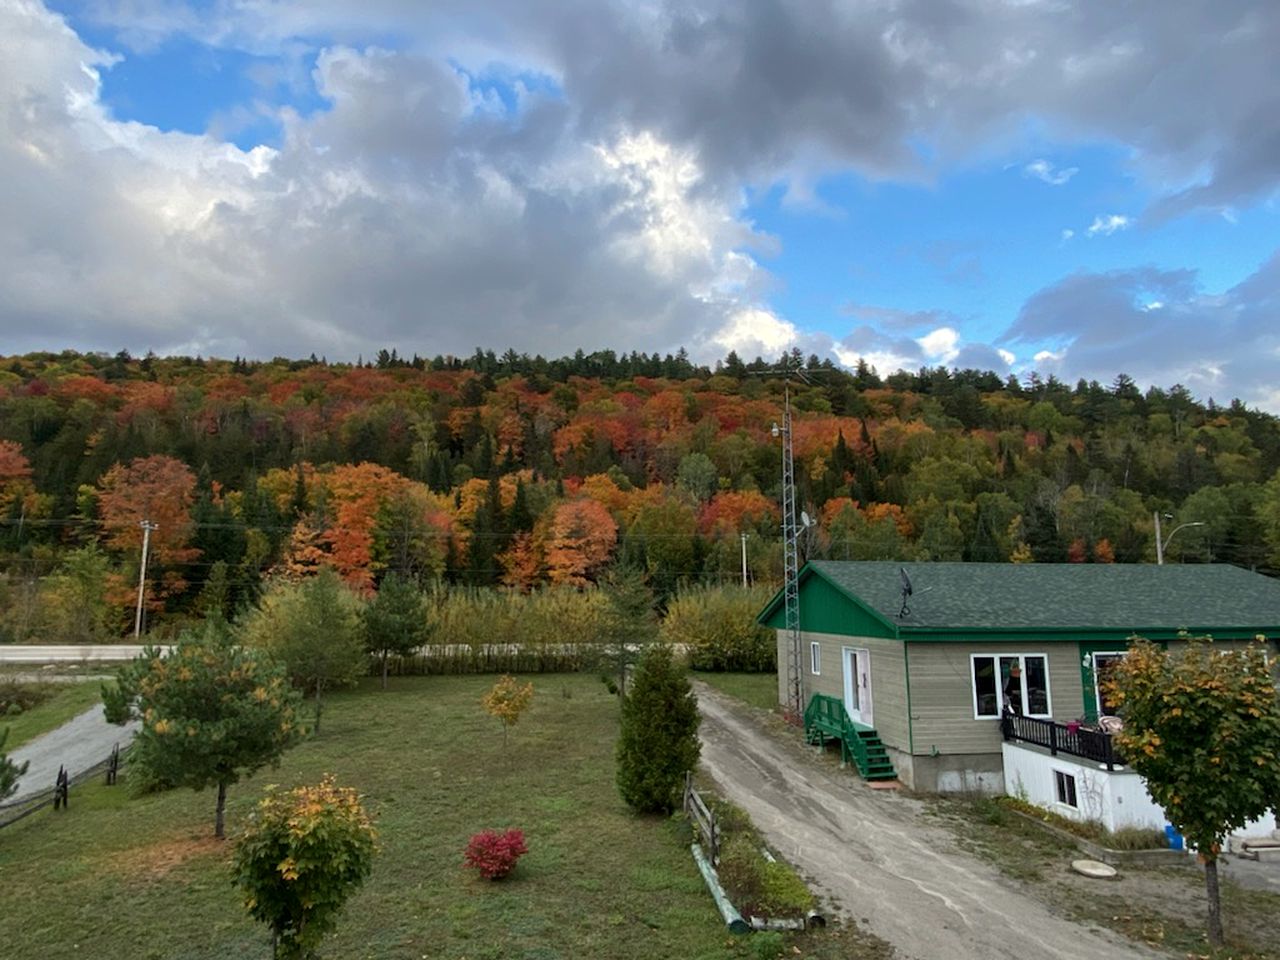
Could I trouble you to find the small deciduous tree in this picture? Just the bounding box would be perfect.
[616,643,700,813]
[1105,636,1280,947]
[0,727,29,801]
[103,622,303,838]
[233,776,377,959]
[361,572,426,689]
[242,569,367,734]
[481,675,534,748]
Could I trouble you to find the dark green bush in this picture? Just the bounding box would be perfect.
[616,643,700,813]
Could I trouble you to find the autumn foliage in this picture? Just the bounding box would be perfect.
[481,675,534,747]
[233,776,377,959]
[543,499,617,586]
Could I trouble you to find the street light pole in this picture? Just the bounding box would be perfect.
[1154,512,1205,565]
[134,519,158,638]
[740,532,749,587]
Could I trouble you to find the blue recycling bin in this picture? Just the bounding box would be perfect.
[1164,824,1184,851]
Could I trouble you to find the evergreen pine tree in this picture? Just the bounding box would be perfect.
[616,643,700,814]
[0,727,29,801]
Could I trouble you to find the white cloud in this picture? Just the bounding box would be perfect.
[1060,228,1075,241]
[1024,158,1078,186]
[997,348,1016,365]
[1086,214,1131,236]
[707,308,798,359]
[916,326,961,363]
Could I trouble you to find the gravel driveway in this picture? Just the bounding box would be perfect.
[695,683,1161,960]
[6,706,139,803]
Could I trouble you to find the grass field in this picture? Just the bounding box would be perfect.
[690,672,779,712]
[3,680,106,749]
[0,673,872,960]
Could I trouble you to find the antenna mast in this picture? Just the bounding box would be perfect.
[760,356,814,720]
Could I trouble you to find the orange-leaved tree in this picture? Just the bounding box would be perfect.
[97,455,200,613]
[543,498,617,586]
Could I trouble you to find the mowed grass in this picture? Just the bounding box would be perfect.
[691,672,780,712]
[0,675,752,960]
[3,680,107,749]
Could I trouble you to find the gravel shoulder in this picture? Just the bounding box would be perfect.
[6,706,138,802]
[694,682,1161,960]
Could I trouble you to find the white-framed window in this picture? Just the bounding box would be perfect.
[810,641,821,676]
[1090,651,1127,717]
[970,653,1051,719]
[1054,770,1078,808]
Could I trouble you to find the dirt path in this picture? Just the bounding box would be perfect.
[7,706,138,803]
[695,683,1161,960]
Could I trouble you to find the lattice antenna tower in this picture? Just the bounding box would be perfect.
[756,356,818,719]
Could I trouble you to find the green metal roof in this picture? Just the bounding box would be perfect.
[788,561,1280,635]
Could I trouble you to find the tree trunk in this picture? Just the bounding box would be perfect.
[1205,855,1224,947]
[215,780,228,839]
[314,678,324,734]
[381,650,389,690]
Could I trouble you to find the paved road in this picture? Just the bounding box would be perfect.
[695,683,1160,960]
[6,706,139,803]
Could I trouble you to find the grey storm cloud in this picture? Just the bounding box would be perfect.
[1004,256,1280,409]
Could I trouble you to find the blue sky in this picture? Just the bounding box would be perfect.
[6,1,1279,408]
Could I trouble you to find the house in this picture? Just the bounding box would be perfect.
[757,561,1280,804]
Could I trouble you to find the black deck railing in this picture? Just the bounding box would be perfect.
[1000,714,1120,770]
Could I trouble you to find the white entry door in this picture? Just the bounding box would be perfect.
[842,647,872,726]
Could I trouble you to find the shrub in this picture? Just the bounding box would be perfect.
[1,727,30,801]
[616,643,700,813]
[233,776,377,960]
[716,834,814,919]
[660,585,776,672]
[463,828,529,880]
[0,680,54,716]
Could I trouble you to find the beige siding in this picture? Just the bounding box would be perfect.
[795,631,910,753]
[906,642,1084,756]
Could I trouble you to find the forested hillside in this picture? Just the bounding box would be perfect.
[2,347,1279,641]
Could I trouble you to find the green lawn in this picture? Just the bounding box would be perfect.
[3,680,107,749]
[0,674,830,960]
[691,672,780,712]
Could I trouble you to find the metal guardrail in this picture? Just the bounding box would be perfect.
[0,742,128,829]
[1000,713,1119,770]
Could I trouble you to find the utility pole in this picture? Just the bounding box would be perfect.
[1153,512,1164,566]
[740,533,749,587]
[134,520,158,639]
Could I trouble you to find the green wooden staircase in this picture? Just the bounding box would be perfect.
[804,694,897,782]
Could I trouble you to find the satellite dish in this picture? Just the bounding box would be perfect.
[800,510,813,528]
[898,567,913,618]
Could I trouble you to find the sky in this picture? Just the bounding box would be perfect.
[3,1,1279,409]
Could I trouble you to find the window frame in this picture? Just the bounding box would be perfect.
[969,652,1053,720]
[810,641,821,676]
[1054,769,1078,808]
[1090,650,1127,718]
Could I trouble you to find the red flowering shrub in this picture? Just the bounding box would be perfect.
[463,828,529,880]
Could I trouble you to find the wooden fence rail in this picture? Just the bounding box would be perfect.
[683,772,720,865]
